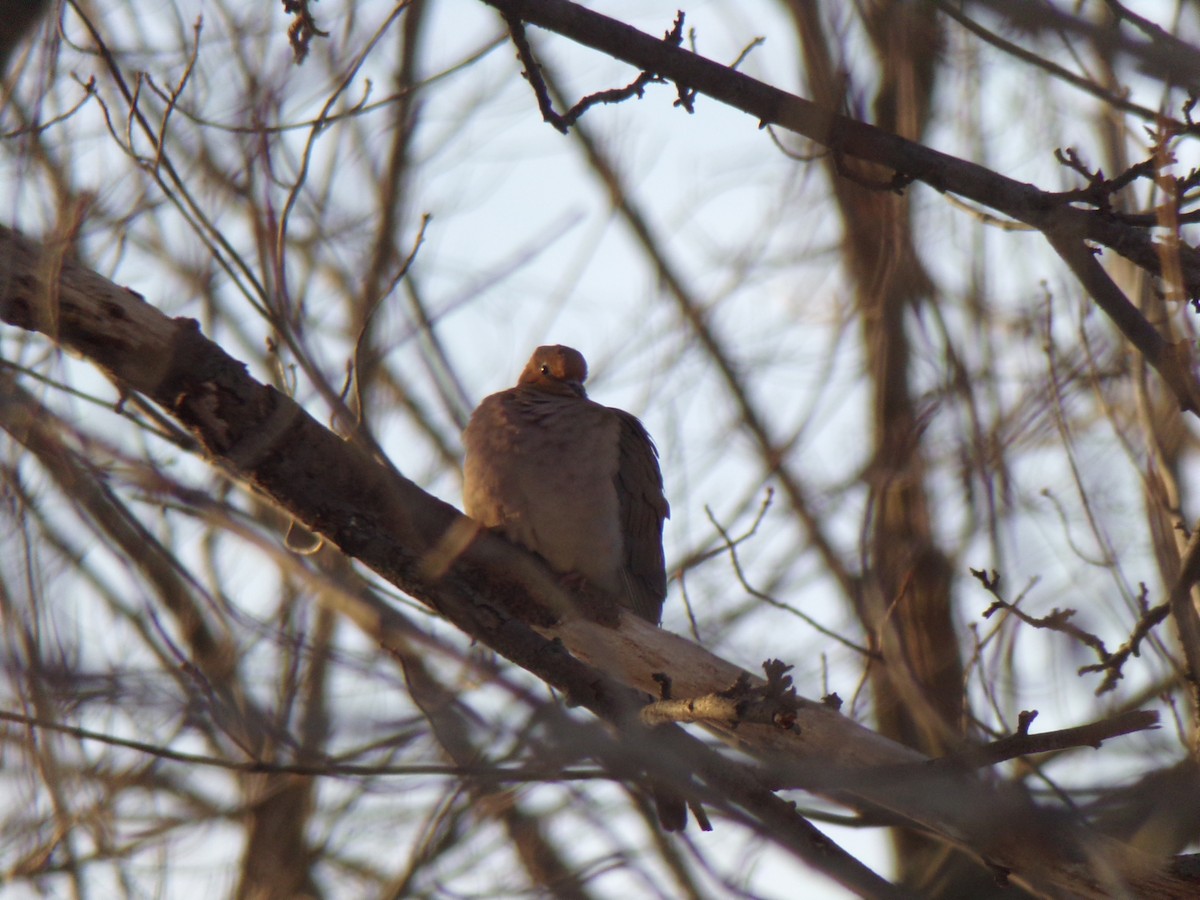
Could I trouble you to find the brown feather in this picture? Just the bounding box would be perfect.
[613,409,670,623]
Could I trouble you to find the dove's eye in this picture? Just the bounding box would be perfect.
[540,364,551,376]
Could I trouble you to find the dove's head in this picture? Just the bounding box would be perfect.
[518,345,588,398]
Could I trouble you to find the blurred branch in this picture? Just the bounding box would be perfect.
[931,1,1174,127]
[1165,521,1200,746]
[968,0,1200,92]
[704,500,871,656]
[0,0,50,75]
[483,0,1200,413]
[393,643,596,900]
[0,379,267,754]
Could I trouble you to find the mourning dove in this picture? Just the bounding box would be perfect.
[462,344,670,624]
[463,345,689,832]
